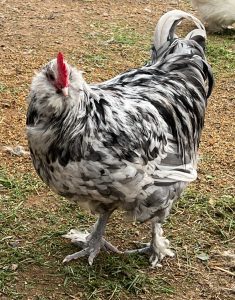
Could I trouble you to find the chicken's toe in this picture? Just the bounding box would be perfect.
[62,227,122,264]
[63,248,90,263]
[124,246,151,255]
[149,241,175,268]
[149,223,175,268]
[63,237,103,265]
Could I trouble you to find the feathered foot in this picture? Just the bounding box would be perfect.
[125,223,174,268]
[62,212,121,265]
[149,222,174,267]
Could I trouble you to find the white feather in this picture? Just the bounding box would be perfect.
[191,0,235,31]
[153,9,205,50]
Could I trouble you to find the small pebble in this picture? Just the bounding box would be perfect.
[10,264,18,271]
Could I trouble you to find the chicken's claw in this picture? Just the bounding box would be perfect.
[62,229,122,265]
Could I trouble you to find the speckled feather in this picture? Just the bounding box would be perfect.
[26,10,213,223]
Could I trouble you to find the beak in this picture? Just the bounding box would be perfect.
[62,87,69,97]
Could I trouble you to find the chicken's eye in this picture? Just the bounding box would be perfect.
[47,73,55,81]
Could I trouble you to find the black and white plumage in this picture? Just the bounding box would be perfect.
[26,10,214,267]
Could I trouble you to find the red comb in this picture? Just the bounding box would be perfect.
[57,52,69,87]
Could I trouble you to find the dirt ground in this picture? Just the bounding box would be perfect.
[0,0,234,299]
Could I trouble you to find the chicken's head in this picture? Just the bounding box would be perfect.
[44,52,70,97]
[28,52,89,120]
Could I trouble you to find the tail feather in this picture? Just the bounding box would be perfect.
[153,10,206,51]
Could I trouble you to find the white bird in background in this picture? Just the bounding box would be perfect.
[26,10,214,268]
[191,0,235,32]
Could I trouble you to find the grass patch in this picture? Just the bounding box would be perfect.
[171,190,235,247]
[0,168,42,200]
[111,26,141,46]
[1,167,234,299]
[82,53,108,67]
[0,82,23,96]
[0,82,8,93]
[87,22,142,46]
[60,255,174,299]
[207,34,235,76]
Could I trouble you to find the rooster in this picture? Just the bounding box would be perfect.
[26,10,214,267]
[191,0,235,32]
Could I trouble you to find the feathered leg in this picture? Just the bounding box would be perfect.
[149,221,174,267]
[125,197,176,267]
[63,210,121,265]
[124,221,174,268]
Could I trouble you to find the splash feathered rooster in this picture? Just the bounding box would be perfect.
[27,10,213,267]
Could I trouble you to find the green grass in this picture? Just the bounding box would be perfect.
[0,82,8,93]
[0,167,234,299]
[173,191,235,241]
[207,33,235,76]
[60,256,174,299]
[82,53,108,67]
[111,26,141,46]
[87,21,142,46]
[0,168,42,200]
[0,82,23,96]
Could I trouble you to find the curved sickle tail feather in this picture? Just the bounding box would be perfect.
[151,10,214,98]
[153,10,206,51]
